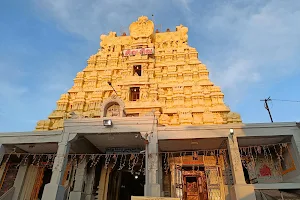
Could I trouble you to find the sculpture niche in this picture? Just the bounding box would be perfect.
[101,95,126,118]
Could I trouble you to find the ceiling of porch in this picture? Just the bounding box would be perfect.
[158,138,228,152]
[238,135,291,147]
[83,132,145,152]
[5,143,61,154]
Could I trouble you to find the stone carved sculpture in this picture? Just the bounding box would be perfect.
[35,16,242,131]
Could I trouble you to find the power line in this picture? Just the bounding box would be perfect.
[270,99,300,103]
[260,96,300,123]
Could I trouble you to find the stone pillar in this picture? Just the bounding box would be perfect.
[42,132,71,200]
[69,157,88,200]
[97,166,111,200]
[227,135,256,200]
[227,135,246,185]
[144,123,161,197]
[85,166,96,200]
[0,144,6,181]
[12,161,29,200]
[158,153,164,196]
[233,185,256,200]
[0,144,5,164]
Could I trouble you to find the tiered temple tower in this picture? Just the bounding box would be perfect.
[35,16,242,131]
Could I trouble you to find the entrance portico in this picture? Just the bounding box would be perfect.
[0,122,300,200]
[40,115,160,200]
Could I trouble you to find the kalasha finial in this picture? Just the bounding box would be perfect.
[138,16,148,22]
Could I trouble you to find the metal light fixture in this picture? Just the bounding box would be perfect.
[229,128,234,136]
[103,119,113,126]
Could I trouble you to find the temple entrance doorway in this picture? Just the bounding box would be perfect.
[107,169,145,200]
[119,171,144,200]
[182,167,208,200]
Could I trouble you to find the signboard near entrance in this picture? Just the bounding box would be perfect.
[123,48,154,56]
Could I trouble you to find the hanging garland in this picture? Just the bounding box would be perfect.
[65,153,146,175]
[2,152,146,175]
[2,153,56,169]
[239,142,292,182]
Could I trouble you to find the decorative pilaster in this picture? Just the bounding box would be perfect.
[42,132,71,200]
[145,123,161,197]
[69,157,88,200]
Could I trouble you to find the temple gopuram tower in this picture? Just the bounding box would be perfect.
[35,16,242,131]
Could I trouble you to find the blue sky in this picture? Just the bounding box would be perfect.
[0,0,299,132]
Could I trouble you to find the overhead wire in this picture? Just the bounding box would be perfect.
[270,99,300,103]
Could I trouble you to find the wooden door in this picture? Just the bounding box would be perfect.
[184,176,199,200]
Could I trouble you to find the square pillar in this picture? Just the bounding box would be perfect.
[0,144,5,164]
[69,157,88,200]
[85,166,96,200]
[12,161,29,200]
[0,144,6,182]
[144,123,161,197]
[42,132,71,200]
[227,135,246,185]
[233,185,256,200]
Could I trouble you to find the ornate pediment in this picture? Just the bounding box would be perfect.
[129,16,154,38]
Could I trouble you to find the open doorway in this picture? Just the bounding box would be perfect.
[107,169,145,200]
[120,171,144,200]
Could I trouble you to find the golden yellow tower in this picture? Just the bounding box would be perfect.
[35,16,242,131]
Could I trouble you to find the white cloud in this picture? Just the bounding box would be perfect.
[33,0,166,41]
[188,0,300,101]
